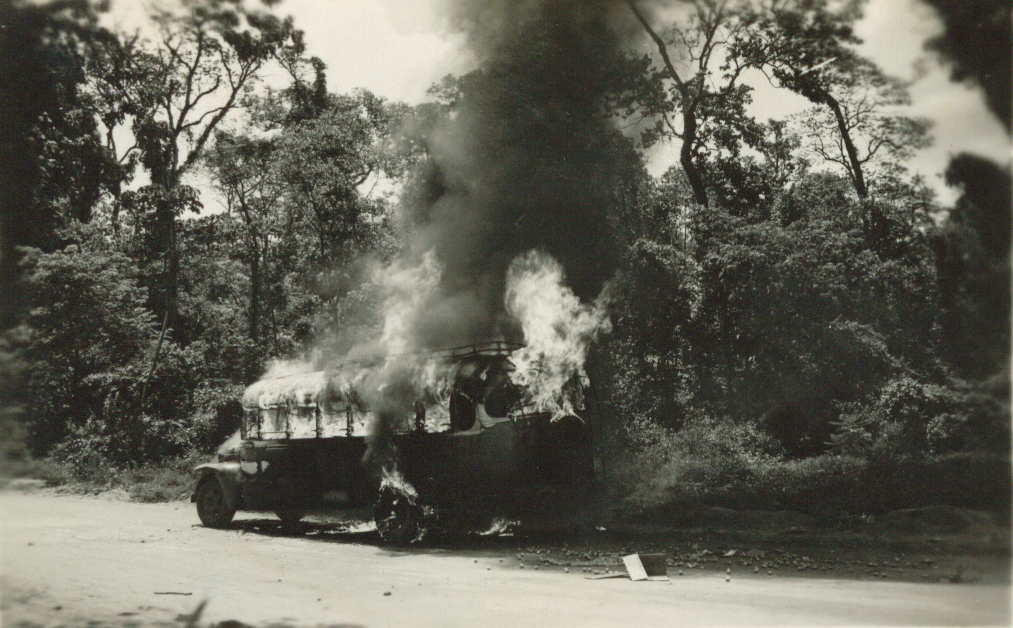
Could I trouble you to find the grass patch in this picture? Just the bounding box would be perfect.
[120,453,207,502]
[1,451,208,502]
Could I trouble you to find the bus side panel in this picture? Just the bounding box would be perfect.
[238,437,374,511]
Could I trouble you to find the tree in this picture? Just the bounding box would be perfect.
[0,0,125,328]
[625,0,761,208]
[918,0,1010,384]
[174,214,264,380]
[790,62,932,201]
[272,91,398,263]
[91,2,302,411]
[604,165,944,456]
[704,118,810,219]
[204,132,280,344]
[201,82,412,363]
[729,0,932,204]
[932,155,1012,379]
[19,224,202,457]
[103,2,299,338]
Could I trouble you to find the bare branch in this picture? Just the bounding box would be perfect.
[628,0,690,100]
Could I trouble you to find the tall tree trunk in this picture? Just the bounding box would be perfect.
[824,93,868,199]
[138,306,170,415]
[167,214,179,335]
[680,114,709,207]
[0,112,32,329]
[628,0,710,208]
[249,247,260,343]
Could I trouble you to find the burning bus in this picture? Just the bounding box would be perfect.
[192,341,604,544]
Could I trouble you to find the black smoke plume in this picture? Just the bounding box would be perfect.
[391,0,638,352]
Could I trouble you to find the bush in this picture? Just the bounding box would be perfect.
[619,448,1011,524]
[1,452,206,502]
[830,375,1010,459]
[189,382,245,453]
[122,452,207,502]
[18,234,247,473]
[612,413,784,503]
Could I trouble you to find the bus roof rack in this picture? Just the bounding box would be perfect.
[323,341,524,370]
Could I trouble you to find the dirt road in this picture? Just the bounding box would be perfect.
[2,491,1009,627]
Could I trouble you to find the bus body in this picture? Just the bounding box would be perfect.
[192,343,604,542]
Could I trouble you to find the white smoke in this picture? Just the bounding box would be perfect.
[376,250,443,356]
[262,356,318,379]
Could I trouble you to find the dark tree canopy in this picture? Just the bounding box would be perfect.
[3,0,1007,485]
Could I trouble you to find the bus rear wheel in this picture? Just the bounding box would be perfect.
[374,486,422,546]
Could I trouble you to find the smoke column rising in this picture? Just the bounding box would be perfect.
[380,0,636,354]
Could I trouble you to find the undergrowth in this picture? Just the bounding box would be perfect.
[610,415,1011,524]
[1,451,207,502]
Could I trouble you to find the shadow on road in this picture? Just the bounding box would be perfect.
[216,514,1012,586]
[225,515,584,558]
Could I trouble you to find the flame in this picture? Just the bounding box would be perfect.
[380,466,419,501]
[505,250,612,419]
[479,516,519,536]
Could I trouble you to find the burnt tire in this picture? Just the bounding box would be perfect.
[374,486,422,546]
[196,476,235,528]
[275,510,305,528]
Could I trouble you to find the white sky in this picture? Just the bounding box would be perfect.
[105,0,1010,206]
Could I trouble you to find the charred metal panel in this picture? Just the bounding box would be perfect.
[260,407,287,439]
[319,401,349,437]
[219,343,601,524]
[236,438,375,511]
[289,405,316,439]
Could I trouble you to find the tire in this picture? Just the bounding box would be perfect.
[373,486,422,546]
[275,510,305,528]
[196,476,236,528]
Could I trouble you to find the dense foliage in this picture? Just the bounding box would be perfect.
[0,0,1008,495]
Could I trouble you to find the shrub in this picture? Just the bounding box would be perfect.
[19,235,240,473]
[123,452,206,502]
[620,448,1010,524]
[830,375,1010,459]
[612,413,784,505]
[189,382,245,453]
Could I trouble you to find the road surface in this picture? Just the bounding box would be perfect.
[2,491,1009,627]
